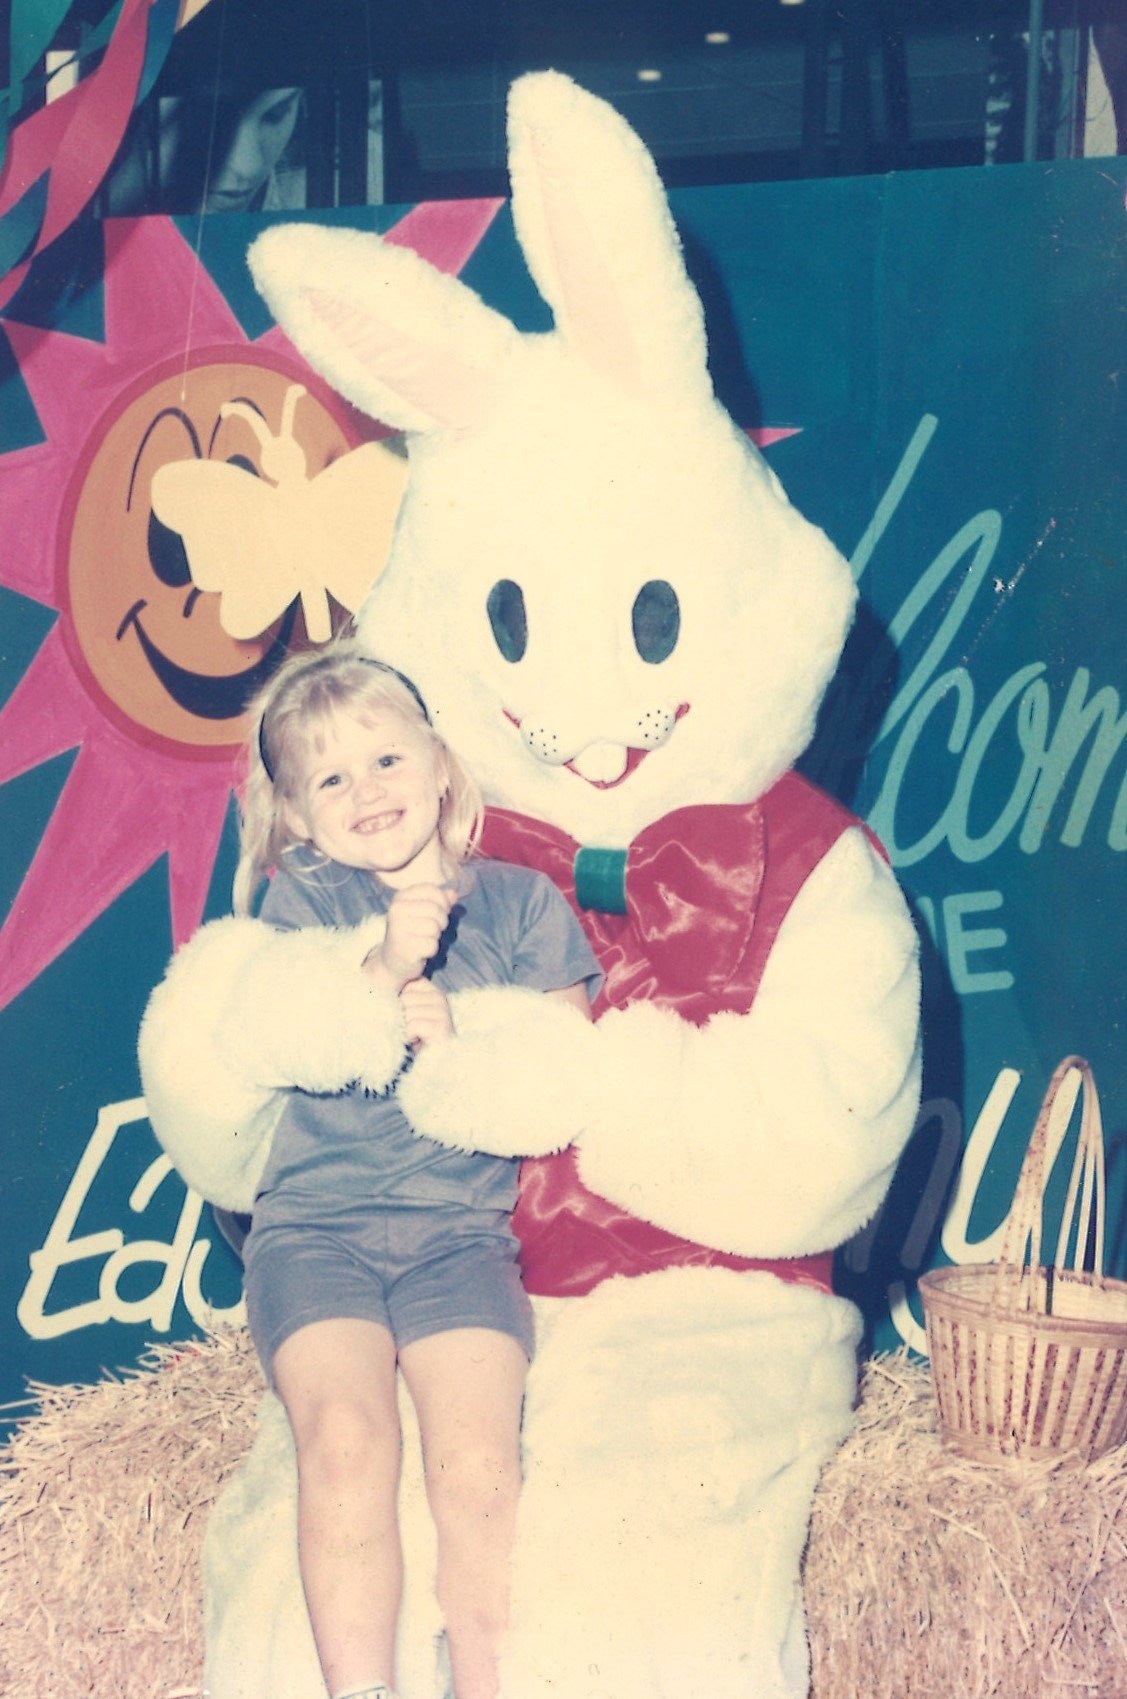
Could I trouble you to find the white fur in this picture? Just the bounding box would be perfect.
[248,224,518,436]
[506,1272,861,1699]
[507,71,712,406]
[398,985,600,1156]
[139,913,404,1211]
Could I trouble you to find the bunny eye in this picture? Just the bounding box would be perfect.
[632,580,680,664]
[486,579,528,663]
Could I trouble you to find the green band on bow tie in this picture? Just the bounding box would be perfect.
[574,846,629,914]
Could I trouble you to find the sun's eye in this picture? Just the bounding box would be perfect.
[486,579,528,663]
[631,580,680,664]
[147,511,193,588]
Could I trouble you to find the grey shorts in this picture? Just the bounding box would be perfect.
[243,1205,535,1381]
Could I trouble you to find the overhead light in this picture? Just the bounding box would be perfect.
[637,67,663,83]
[705,30,731,44]
[779,0,806,7]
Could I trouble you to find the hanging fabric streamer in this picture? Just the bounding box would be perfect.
[1,3,123,156]
[10,0,86,89]
[0,174,48,276]
[137,0,180,102]
[0,0,188,313]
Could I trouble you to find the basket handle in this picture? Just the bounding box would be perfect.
[998,1056,1105,1284]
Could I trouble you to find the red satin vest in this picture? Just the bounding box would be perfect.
[480,771,865,1299]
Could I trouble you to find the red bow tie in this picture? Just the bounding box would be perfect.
[479,801,767,1015]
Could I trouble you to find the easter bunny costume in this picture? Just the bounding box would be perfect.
[140,71,920,1699]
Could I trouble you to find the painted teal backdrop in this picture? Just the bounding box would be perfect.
[1,159,1124,1413]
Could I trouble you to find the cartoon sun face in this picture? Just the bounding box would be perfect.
[62,354,359,752]
[0,203,503,1009]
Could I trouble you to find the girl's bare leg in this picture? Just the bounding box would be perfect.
[273,1318,403,1698]
[399,1328,527,1699]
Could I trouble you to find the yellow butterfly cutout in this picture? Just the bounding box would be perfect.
[149,385,408,644]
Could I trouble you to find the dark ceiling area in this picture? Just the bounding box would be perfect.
[61,0,1125,212]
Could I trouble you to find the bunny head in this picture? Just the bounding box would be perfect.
[249,72,855,849]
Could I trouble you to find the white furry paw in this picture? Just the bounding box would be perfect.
[397,986,599,1157]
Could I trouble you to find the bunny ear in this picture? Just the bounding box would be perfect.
[507,71,711,404]
[248,224,519,434]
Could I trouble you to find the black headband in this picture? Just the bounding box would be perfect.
[258,655,432,784]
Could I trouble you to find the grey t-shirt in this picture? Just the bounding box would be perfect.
[251,851,603,1228]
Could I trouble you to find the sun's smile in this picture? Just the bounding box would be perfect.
[117,595,300,720]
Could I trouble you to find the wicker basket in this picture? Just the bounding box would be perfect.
[919,1056,1127,1463]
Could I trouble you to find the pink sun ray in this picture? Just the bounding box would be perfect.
[749,426,801,448]
[0,200,504,1010]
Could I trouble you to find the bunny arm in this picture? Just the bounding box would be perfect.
[138,913,405,1211]
[399,829,920,1259]
[578,828,922,1258]
[396,984,601,1159]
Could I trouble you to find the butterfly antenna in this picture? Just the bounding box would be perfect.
[220,388,308,485]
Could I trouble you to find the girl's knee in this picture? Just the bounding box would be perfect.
[426,1447,522,1537]
[292,1396,401,1494]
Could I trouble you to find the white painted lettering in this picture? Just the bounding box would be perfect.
[856,418,1125,866]
[18,1097,245,1342]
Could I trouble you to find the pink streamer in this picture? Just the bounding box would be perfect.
[0,0,153,310]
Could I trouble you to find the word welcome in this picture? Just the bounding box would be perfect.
[852,416,1125,868]
[18,1096,244,1342]
[915,887,1013,996]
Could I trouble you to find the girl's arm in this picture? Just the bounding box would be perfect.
[548,982,595,1018]
[396,873,598,1157]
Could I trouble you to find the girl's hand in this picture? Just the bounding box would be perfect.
[400,978,455,1049]
[364,883,455,991]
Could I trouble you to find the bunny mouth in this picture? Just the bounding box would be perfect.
[503,705,689,789]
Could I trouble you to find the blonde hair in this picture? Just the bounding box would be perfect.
[233,642,483,915]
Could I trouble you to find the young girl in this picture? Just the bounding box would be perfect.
[235,645,600,1699]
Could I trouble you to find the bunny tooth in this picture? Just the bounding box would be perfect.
[569,740,629,784]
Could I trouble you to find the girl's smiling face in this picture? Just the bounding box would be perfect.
[286,706,449,887]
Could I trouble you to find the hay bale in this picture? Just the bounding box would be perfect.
[806,1353,1127,1698]
[2,1338,1126,1698]
[0,1332,262,1699]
